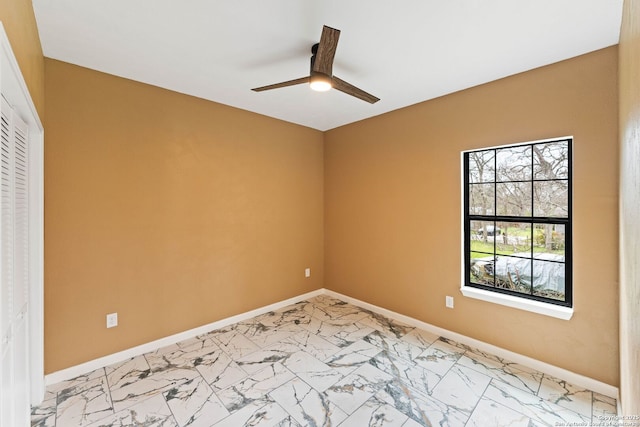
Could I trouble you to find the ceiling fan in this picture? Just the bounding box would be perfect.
[252,26,380,104]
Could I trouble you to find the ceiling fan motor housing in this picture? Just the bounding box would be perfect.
[310,43,330,79]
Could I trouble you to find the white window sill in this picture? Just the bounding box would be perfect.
[460,286,573,320]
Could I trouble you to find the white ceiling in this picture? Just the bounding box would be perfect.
[32,0,623,131]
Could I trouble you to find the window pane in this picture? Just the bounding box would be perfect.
[470,252,494,286]
[496,145,532,182]
[470,220,497,254]
[494,255,532,294]
[468,150,495,183]
[496,221,532,258]
[534,180,568,217]
[532,259,565,301]
[533,223,565,260]
[496,182,532,216]
[533,141,569,180]
[469,183,494,215]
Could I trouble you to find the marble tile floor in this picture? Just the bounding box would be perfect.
[31,295,617,427]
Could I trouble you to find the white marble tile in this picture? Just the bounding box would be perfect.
[461,346,507,364]
[357,312,415,340]
[145,336,222,373]
[436,337,475,352]
[235,343,301,375]
[401,418,424,427]
[592,392,617,422]
[282,350,343,392]
[305,294,342,306]
[485,380,590,426]
[538,375,593,417]
[104,355,152,388]
[305,298,370,324]
[31,296,616,427]
[86,394,177,427]
[208,326,261,358]
[106,355,199,413]
[217,362,295,412]
[273,419,301,426]
[269,377,348,426]
[458,350,543,395]
[414,339,465,376]
[196,350,248,391]
[145,342,181,361]
[369,351,442,395]
[430,365,492,415]
[177,334,220,350]
[163,376,229,427]
[31,390,57,427]
[192,347,248,391]
[339,396,412,427]
[45,368,106,394]
[271,415,303,426]
[364,330,428,363]
[252,303,314,328]
[324,339,382,377]
[303,316,377,348]
[55,375,113,427]
[237,320,304,348]
[283,330,341,360]
[212,399,296,427]
[398,328,439,349]
[375,379,468,427]
[466,397,532,427]
[324,363,394,415]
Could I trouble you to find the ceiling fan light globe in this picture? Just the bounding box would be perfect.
[310,80,332,92]
[309,72,332,92]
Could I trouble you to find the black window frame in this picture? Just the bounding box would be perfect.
[463,138,573,308]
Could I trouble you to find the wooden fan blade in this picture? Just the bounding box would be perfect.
[312,26,340,75]
[332,76,380,104]
[252,76,310,92]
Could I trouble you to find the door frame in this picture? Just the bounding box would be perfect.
[0,22,45,405]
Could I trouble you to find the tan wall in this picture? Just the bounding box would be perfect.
[618,0,640,414]
[44,59,324,373]
[0,0,45,118]
[325,47,619,386]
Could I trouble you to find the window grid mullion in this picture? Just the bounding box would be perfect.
[493,149,497,288]
[530,146,534,296]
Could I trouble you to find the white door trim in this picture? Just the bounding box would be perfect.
[0,22,45,406]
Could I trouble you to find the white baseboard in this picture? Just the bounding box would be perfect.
[45,287,618,400]
[323,289,619,399]
[45,289,324,386]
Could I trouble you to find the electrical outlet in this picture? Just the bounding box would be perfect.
[305,268,311,278]
[106,312,118,328]
[445,296,454,309]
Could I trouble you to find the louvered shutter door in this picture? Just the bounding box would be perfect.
[12,108,29,427]
[0,96,15,426]
[0,96,31,426]
[14,111,27,317]
[0,29,44,424]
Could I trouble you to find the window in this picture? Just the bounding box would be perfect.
[463,138,572,310]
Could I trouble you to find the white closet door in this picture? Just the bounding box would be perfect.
[14,106,28,319]
[0,95,15,427]
[13,104,30,427]
[0,96,30,427]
